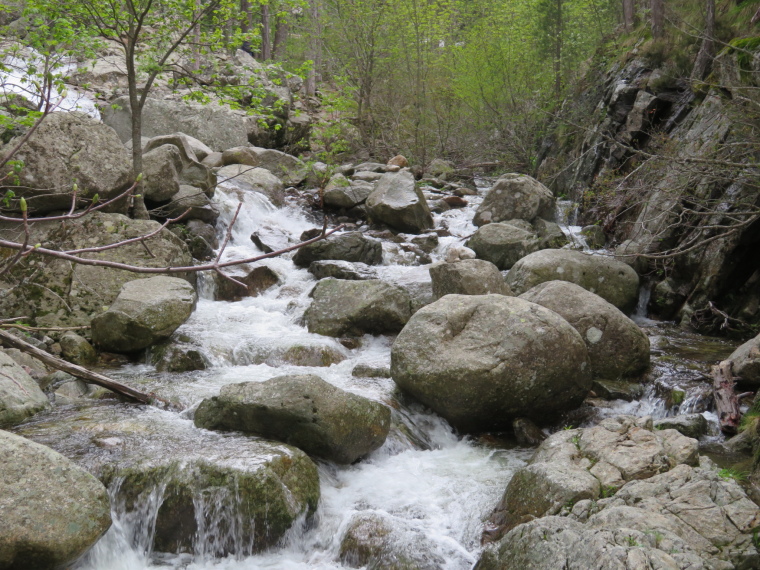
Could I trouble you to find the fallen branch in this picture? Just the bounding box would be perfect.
[712,359,741,434]
[0,328,178,410]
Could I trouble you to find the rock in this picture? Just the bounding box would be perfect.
[654,414,709,439]
[410,233,439,253]
[308,260,378,281]
[59,333,97,366]
[91,276,197,353]
[340,512,445,570]
[101,96,251,151]
[513,418,547,447]
[467,222,542,270]
[293,232,382,267]
[473,173,555,227]
[391,295,591,432]
[444,245,476,263]
[0,351,49,428]
[429,259,512,299]
[650,277,686,319]
[54,379,92,403]
[355,162,387,173]
[304,279,412,337]
[0,212,193,329]
[1,112,134,214]
[160,185,219,225]
[581,225,606,249]
[534,218,570,249]
[221,146,308,186]
[1,348,48,379]
[151,341,206,373]
[201,151,224,167]
[195,374,391,464]
[352,171,383,183]
[323,174,375,208]
[387,155,409,168]
[0,430,111,569]
[506,249,640,311]
[100,441,319,554]
[519,281,650,379]
[352,364,392,378]
[366,171,434,233]
[142,134,217,193]
[142,144,182,201]
[213,265,280,302]
[591,379,644,401]
[217,164,285,206]
[728,332,760,386]
[426,158,455,180]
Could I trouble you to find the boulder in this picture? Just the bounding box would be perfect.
[160,185,219,225]
[150,341,206,373]
[466,222,541,270]
[1,112,134,214]
[513,418,547,447]
[0,430,111,569]
[728,332,760,386]
[308,260,378,281]
[213,265,280,302]
[293,232,382,267]
[0,212,193,329]
[426,158,455,180]
[352,171,383,183]
[506,249,640,312]
[195,374,391,464]
[0,351,49,428]
[653,414,709,439]
[429,260,512,299]
[520,281,650,379]
[221,145,308,186]
[142,144,182,202]
[304,279,413,337]
[473,173,555,227]
[365,171,434,233]
[142,134,217,193]
[323,174,375,209]
[650,277,687,319]
[59,333,97,366]
[581,225,606,249]
[388,155,409,168]
[391,295,591,432]
[217,164,285,206]
[91,276,197,353]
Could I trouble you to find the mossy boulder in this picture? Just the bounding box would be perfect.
[293,232,383,267]
[0,351,49,428]
[365,171,434,233]
[473,173,555,227]
[195,374,391,464]
[466,222,541,270]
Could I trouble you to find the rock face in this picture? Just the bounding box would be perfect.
[728,332,760,386]
[217,164,285,206]
[391,295,591,432]
[365,171,434,233]
[473,174,555,227]
[506,249,640,311]
[293,232,382,267]
[0,212,193,329]
[467,222,541,270]
[304,279,413,337]
[429,259,512,299]
[479,417,760,570]
[91,276,197,353]
[0,351,49,428]
[520,281,649,379]
[1,112,134,214]
[0,430,111,569]
[222,146,307,186]
[195,374,391,464]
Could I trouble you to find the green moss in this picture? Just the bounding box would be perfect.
[723,36,760,82]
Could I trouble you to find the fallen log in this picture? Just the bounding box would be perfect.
[0,328,178,410]
[712,359,741,434]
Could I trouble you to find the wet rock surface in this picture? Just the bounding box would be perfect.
[0,351,49,428]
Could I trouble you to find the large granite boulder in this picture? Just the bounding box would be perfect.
[293,232,382,267]
[728,332,760,386]
[473,173,555,227]
[142,143,183,202]
[478,417,760,570]
[520,281,650,379]
[195,374,391,464]
[222,145,307,186]
[91,276,197,353]
[467,221,541,269]
[0,112,134,214]
[391,295,591,432]
[506,249,640,311]
[0,351,49,428]
[365,171,433,233]
[141,136,216,199]
[304,279,412,337]
[160,184,219,224]
[323,174,375,209]
[0,213,193,328]
[217,164,285,206]
[0,430,111,569]
[429,259,512,300]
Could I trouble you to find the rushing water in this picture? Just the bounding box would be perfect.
[12,173,744,569]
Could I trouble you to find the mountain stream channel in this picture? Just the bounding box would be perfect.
[11,175,746,570]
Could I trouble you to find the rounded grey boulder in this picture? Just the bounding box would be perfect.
[505,249,640,311]
[0,351,49,428]
[365,170,434,233]
[467,222,541,270]
[0,430,111,569]
[194,374,391,464]
[304,278,412,337]
[91,276,197,353]
[391,295,591,432]
[293,232,382,267]
[728,332,760,386]
[473,173,555,227]
[519,281,650,379]
[429,259,512,299]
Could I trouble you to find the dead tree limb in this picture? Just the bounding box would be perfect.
[0,328,178,409]
[712,359,741,434]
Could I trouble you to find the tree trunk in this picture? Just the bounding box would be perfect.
[622,0,635,32]
[260,4,271,60]
[305,0,321,97]
[240,0,253,55]
[125,33,149,220]
[554,0,563,99]
[651,0,664,39]
[713,360,742,434]
[272,12,289,59]
[692,0,715,80]
[191,0,201,71]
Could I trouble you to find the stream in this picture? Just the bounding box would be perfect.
[12,175,742,569]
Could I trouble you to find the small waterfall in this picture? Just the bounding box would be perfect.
[632,281,653,324]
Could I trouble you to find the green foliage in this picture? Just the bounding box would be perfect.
[718,467,748,482]
[601,485,617,498]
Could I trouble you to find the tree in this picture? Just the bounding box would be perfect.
[650,0,664,39]
[692,0,715,81]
